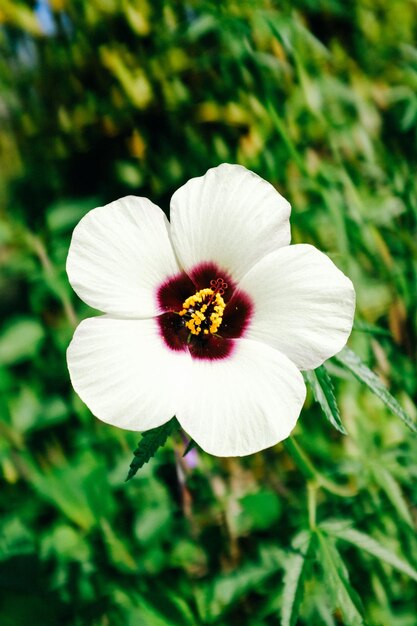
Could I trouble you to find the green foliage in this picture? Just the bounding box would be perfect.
[305,365,347,434]
[317,531,365,625]
[0,318,44,365]
[0,0,417,624]
[321,520,417,582]
[335,347,417,433]
[195,544,284,623]
[237,489,282,532]
[281,531,314,626]
[125,417,180,481]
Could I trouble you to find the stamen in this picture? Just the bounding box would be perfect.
[178,278,228,336]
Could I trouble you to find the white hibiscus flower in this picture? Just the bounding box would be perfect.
[67,164,355,457]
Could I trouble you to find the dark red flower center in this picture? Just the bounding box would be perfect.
[156,262,253,360]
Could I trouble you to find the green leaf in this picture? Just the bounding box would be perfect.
[0,318,44,366]
[133,477,173,544]
[101,519,137,572]
[334,347,417,433]
[125,417,179,481]
[0,517,34,561]
[238,489,282,532]
[317,531,365,626]
[314,596,337,626]
[46,197,100,233]
[321,520,417,581]
[371,465,413,527]
[305,365,347,434]
[114,590,189,626]
[28,451,114,530]
[281,530,314,626]
[41,524,91,563]
[195,544,284,623]
[353,320,392,338]
[30,468,96,531]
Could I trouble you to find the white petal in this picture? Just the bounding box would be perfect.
[239,244,356,370]
[176,339,306,456]
[170,164,291,282]
[67,196,180,317]
[67,316,190,431]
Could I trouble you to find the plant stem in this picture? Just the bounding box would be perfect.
[283,436,356,498]
[307,482,317,530]
[283,436,316,481]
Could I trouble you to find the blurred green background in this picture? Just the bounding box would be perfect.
[1,1,417,624]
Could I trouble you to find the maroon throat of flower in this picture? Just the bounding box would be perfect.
[156,262,253,360]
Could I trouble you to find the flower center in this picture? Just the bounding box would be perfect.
[157,264,253,360]
[178,278,228,336]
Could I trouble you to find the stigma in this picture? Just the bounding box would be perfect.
[178,278,228,336]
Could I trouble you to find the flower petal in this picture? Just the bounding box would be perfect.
[238,244,356,370]
[170,164,291,282]
[67,196,180,317]
[176,339,306,456]
[67,316,190,430]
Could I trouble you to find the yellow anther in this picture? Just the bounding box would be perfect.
[179,288,226,336]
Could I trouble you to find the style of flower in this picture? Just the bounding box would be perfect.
[67,164,355,456]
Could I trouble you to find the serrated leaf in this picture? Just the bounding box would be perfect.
[281,530,314,626]
[125,417,179,481]
[305,365,347,434]
[317,532,365,626]
[321,520,417,581]
[334,347,417,433]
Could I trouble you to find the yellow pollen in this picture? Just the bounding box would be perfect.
[179,287,226,336]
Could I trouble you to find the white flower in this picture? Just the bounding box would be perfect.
[67,164,355,457]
